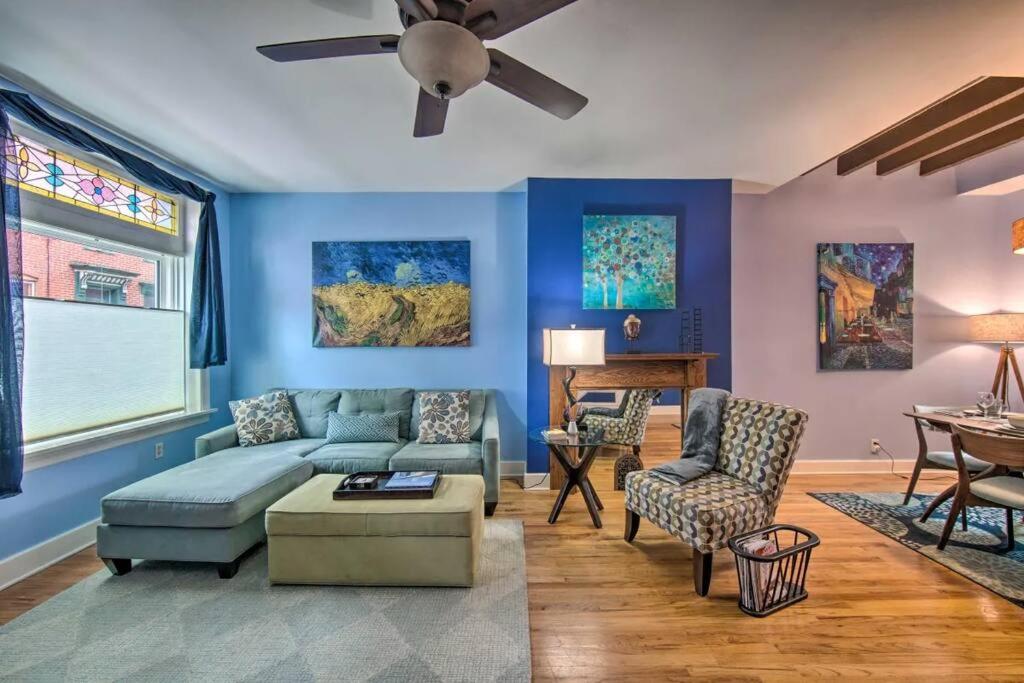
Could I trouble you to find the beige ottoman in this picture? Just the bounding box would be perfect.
[265,474,484,587]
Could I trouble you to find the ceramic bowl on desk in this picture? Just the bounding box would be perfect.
[1004,413,1024,430]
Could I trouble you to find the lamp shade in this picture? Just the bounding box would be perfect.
[1014,218,1024,255]
[968,313,1024,343]
[542,327,606,366]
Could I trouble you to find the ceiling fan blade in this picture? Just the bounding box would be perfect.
[395,0,438,22]
[485,49,587,120]
[414,88,449,137]
[465,0,578,39]
[257,35,400,62]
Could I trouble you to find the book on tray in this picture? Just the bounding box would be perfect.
[384,471,439,490]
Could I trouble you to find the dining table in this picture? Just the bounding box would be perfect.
[903,408,1024,525]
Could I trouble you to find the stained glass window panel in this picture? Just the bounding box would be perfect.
[3,134,178,235]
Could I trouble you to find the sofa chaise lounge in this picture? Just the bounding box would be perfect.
[96,388,500,577]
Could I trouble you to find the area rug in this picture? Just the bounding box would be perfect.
[0,520,530,682]
[811,492,1024,608]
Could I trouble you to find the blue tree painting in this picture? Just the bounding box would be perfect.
[582,215,676,310]
[313,240,470,347]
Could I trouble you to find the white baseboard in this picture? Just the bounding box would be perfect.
[0,517,99,591]
[523,472,550,490]
[501,461,525,482]
[791,458,915,474]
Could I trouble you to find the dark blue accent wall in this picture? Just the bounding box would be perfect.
[526,178,732,472]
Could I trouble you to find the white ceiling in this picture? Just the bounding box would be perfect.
[2,0,1024,193]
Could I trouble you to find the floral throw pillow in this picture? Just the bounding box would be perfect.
[229,391,301,447]
[417,391,471,444]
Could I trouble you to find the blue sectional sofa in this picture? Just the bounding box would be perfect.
[96,388,500,577]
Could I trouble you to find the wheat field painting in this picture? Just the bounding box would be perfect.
[313,240,470,347]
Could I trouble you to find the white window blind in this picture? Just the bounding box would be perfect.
[22,298,186,442]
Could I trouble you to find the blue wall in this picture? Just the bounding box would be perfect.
[0,79,234,563]
[229,192,528,463]
[526,178,732,472]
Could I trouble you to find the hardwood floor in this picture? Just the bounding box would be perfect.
[4,415,1024,680]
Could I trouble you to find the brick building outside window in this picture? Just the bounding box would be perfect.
[21,230,158,308]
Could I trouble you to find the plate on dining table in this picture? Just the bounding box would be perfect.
[993,424,1024,437]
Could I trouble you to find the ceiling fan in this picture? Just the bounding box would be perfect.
[257,0,588,137]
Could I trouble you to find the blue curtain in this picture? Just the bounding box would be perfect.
[0,107,24,498]
[0,89,226,369]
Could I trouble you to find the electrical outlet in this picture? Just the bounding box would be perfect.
[155,442,164,459]
[870,438,881,455]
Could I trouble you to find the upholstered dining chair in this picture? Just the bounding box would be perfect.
[581,389,661,490]
[623,396,808,596]
[904,404,989,505]
[936,426,1024,552]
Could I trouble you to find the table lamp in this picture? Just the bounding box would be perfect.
[542,325,606,426]
[968,313,1024,408]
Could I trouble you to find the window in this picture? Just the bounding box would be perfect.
[3,133,178,235]
[11,277,35,297]
[18,222,191,444]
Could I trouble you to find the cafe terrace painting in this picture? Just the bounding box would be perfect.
[817,242,914,370]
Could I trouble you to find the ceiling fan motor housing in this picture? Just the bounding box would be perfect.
[398,20,489,99]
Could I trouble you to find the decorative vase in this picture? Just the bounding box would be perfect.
[567,420,579,437]
[624,313,641,352]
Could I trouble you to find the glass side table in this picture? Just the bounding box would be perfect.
[529,427,624,528]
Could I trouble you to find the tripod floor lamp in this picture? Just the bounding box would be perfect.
[969,313,1024,408]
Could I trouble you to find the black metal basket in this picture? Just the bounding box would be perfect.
[728,524,820,617]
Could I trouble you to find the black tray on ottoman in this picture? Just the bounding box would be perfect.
[332,471,442,500]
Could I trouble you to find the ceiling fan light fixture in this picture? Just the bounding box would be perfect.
[398,20,489,99]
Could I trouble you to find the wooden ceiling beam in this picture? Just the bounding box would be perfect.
[919,117,1024,176]
[836,76,1024,175]
[876,91,1024,175]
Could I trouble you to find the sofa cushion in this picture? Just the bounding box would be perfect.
[212,438,326,460]
[338,389,414,439]
[305,441,406,474]
[390,441,483,475]
[101,450,313,528]
[229,390,301,447]
[326,411,401,444]
[284,389,342,438]
[411,389,485,441]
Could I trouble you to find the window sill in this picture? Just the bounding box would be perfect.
[24,409,216,472]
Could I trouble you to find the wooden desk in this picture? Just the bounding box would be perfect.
[548,352,718,489]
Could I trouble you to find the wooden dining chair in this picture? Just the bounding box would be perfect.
[937,426,1024,552]
[904,404,989,505]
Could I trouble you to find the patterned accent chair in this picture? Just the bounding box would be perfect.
[623,397,808,596]
[581,389,661,490]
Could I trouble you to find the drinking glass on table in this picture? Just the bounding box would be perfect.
[977,391,997,417]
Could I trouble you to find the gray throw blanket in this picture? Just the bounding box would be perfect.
[651,388,730,484]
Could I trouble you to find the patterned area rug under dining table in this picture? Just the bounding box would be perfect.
[0,520,530,682]
[811,492,1024,608]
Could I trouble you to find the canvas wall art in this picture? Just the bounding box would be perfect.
[817,242,914,370]
[582,214,676,310]
[313,240,470,347]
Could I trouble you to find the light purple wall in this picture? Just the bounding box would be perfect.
[956,141,1024,195]
[732,164,1024,462]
